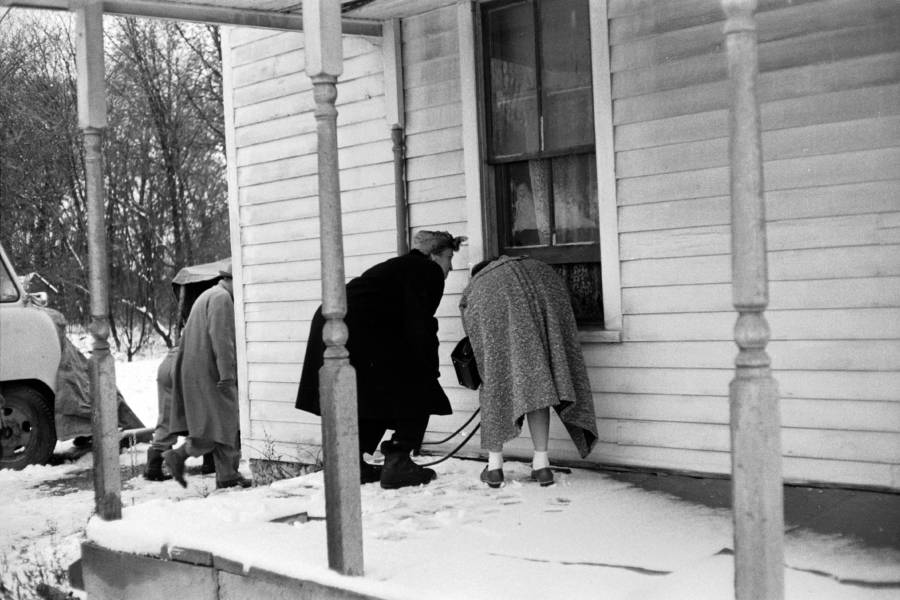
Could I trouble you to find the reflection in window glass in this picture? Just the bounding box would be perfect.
[1,262,19,302]
[552,154,598,244]
[540,0,593,150]
[486,1,539,158]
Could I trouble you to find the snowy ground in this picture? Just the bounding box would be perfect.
[2,356,899,600]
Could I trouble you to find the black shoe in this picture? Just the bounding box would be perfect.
[143,448,172,482]
[480,466,504,489]
[162,448,187,488]
[216,476,252,489]
[379,440,436,490]
[530,467,555,487]
[361,460,382,484]
[201,452,216,475]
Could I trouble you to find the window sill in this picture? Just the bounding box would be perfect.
[577,328,622,344]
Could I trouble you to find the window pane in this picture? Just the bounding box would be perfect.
[551,262,603,324]
[507,160,552,247]
[540,0,593,151]
[485,1,540,157]
[553,153,598,244]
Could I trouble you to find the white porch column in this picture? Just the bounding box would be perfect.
[723,1,784,598]
[75,0,121,521]
[303,0,364,576]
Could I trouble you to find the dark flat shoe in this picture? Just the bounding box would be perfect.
[530,467,554,487]
[480,466,504,489]
[216,476,252,489]
[162,450,187,488]
[361,461,382,484]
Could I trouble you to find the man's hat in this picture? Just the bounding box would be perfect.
[219,259,233,279]
[412,230,467,255]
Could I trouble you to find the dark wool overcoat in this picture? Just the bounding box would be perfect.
[169,281,238,446]
[296,250,451,422]
[459,256,598,457]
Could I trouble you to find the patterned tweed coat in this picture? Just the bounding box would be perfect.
[459,256,598,457]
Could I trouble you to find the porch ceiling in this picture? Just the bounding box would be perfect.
[0,0,417,34]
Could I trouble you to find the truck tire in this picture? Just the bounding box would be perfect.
[0,385,57,470]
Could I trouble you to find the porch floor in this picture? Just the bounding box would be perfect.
[84,458,900,600]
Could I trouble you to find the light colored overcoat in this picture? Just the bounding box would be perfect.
[169,281,238,446]
[460,256,598,457]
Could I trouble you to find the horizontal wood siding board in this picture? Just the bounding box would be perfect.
[617,148,900,206]
[405,103,462,135]
[609,420,899,463]
[232,36,375,90]
[407,197,466,227]
[621,309,900,342]
[404,79,461,112]
[402,4,456,40]
[230,32,302,68]
[242,230,395,263]
[585,340,900,371]
[612,18,900,99]
[614,52,900,125]
[610,0,900,71]
[598,393,900,432]
[619,181,900,231]
[616,115,900,179]
[403,55,460,90]
[590,366,894,405]
[234,50,384,109]
[616,83,900,151]
[622,277,900,314]
[234,71,384,129]
[620,212,900,261]
[405,127,462,158]
[240,185,395,227]
[621,244,900,287]
[229,28,282,51]
[402,29,458,65]
[247,341,305,364]
[242,262,320,285]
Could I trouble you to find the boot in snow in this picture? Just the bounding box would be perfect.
[360,457,382,484]
[163,446,188,488]
[143,448,172,482]
[201,452,216,475]
[379,440,436,489]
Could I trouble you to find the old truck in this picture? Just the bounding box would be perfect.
[0,243,145,469]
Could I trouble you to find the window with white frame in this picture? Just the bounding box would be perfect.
[480,0,604,325]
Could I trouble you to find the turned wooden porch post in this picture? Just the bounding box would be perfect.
[75,0,121,521]
[303,0,364,576]
[723,1,784,598]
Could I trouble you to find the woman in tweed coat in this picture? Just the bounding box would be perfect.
[460,256,598,487]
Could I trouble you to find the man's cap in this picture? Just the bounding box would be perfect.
[412,230,467,255]
[219,259,233,279]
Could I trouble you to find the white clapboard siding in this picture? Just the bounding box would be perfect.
[224,27,397,465]
[604,0,900,489]
[225,0,900,490]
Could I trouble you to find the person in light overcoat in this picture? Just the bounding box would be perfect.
[165,261,249,489]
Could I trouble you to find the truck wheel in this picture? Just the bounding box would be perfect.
[0,385,57,470]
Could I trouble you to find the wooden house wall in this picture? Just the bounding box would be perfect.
[224,0,899,489]
[599,0,900,489]
[224,27,399,463]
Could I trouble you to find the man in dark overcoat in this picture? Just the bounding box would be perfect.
[164,261,250,489]
[297,231,465,489]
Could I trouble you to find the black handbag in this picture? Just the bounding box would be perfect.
[451,336,481,390]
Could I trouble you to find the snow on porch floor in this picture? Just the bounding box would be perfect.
[85,458,900,600]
